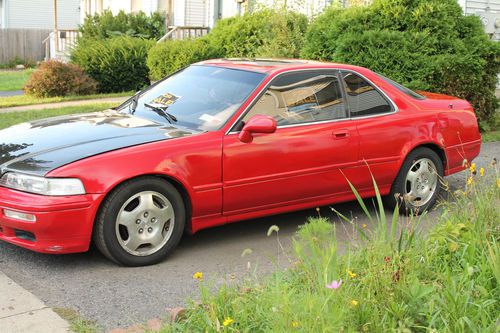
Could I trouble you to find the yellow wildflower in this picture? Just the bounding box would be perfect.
[467,177,474,186]
[448,242,459,252]
[469,163,476,173]
[193,272,203,280]
[292,320,300,328]
[348,270,357,278]
[361,224,367,229]
[479,167,485,177]
[223,317,234,327]
[351,300,359,307]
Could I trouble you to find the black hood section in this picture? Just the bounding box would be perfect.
[0,110,198,176]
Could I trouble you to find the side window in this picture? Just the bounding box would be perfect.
[342,72,393,117]
[242,71,346,127]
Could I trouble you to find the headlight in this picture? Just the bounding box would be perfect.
[0,172,86,196]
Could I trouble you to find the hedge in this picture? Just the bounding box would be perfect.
[147,39,220,81]
[204,9,308,58]
[71,36,154,93]
[79,10,166,40]
[147,9,308,79]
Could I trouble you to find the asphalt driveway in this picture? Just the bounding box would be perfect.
[0,142,498,331]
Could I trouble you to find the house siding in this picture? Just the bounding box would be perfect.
[461,0,500,14]
[259,0,331,17]
[0,0,4,28]
[185,0,206,25]
[459,0,500,41]
[5,0,80,29]
[173,0,207,26]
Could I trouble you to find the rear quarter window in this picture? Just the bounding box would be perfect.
[341,72,393,117]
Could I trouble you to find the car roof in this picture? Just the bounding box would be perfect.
[196,58,367,74]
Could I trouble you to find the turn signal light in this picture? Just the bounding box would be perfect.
[3,209,36,222]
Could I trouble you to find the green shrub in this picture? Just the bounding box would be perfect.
[0,56,36,69]
[79,10,166,40]
[71,36,154,93]
[302,0,500,123]
[206,9,308,58]
[147,39,220,80]
[146,9,308,81]
[24,60,97,97]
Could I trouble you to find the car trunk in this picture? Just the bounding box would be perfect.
[415,91,474,112]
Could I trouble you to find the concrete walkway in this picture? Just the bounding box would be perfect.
[0,271,71,333]
[0,96,129,114]
[0,90,24,97]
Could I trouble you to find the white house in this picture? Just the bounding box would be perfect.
[1,0,498,62]
[0,0,81,29]
[459,0,500,41]
[82,0,171,22]
[3,0,498,34]
[82,0,244,28]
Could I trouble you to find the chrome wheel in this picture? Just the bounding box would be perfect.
[404,158,438,207]
[115,191,175,256]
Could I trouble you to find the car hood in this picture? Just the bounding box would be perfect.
[0,109,198,176]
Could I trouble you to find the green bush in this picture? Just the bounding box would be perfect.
[302,0,500,123]
[79,10,166,40]
[206,9,308,58]
[147,39,220,81]
[146,9,308,81]
[24,60,97,97]
[71,36,154,93]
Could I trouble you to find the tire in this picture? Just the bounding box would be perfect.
[93,176,185,266]
[385,147,444,215]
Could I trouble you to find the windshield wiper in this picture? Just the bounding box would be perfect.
[129,92,140,114]
[144,103,178,124]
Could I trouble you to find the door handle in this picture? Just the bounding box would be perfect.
[332,130,349,139]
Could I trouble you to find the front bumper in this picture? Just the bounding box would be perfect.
[0,186,102,254]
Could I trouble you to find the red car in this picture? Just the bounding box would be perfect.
[0,59,481,266]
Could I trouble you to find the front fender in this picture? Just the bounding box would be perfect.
[47,132,224,220]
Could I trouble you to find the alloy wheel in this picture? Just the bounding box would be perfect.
[115,191,175,256]
[404,158,438,207]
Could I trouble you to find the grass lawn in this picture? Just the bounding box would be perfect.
[0,103,117,130]
[482,111,500,142]
[0,69,35,91]
[0,91,131,108]
[482,130,500,142]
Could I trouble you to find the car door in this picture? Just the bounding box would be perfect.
[222,70,359,215]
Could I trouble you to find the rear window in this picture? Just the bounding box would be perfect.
[378,74,426,100]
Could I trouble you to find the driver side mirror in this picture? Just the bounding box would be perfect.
[238,115,277,143]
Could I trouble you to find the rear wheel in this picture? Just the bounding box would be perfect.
[386,147,443,214]
[93,177,185,266]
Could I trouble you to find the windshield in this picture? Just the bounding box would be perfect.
[119,65,266,131]
[377,74,426,100]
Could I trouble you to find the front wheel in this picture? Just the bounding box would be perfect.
[386,147,444,214]
[93,177,185,266]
